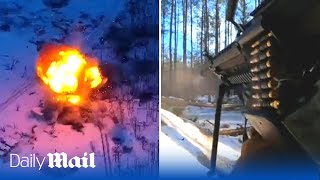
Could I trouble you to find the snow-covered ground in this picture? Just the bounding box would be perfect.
[0,0,124,107]
[160,131,209,178]
[195,95,216,104]
[194,95,241,105]
[0,84,159,177]
[0,0,159,178]
[160,109,242,177]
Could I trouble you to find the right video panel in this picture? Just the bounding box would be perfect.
[160,0,320,179]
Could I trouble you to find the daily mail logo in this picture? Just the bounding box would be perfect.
[10,152,96,170]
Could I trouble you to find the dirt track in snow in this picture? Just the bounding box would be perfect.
[0,80,35,113]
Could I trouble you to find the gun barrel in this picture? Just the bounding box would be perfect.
[211,43,242,72]
[226,0,239,21]
[210,16,265,79]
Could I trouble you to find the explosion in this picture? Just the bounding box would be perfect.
[36,44,105,105]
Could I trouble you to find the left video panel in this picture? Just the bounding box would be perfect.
[0,0,159,179]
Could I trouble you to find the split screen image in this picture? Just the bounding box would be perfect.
[1,0,320,180]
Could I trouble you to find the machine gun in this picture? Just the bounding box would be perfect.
[207,0,320,174]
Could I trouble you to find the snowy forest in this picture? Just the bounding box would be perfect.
[0,0,159,178]
[161,0,263,99]
[161,0,320,177]
[160,0,264,176]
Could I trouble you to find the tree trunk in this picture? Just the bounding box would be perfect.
[182,0,188,68]
[226,21,229,45]
[173,0,177,97]
[161,1,165,67]
[190,0,193,69]
[200,0,204,64]
[204,0,209,53]
[230,21,233,42]
[240,0,248,24]
[161,0,166,84]
[169,0,174,95]
[206,0,209,52]
[224,19,227,48]
[174,0,177,71]
[169,0,174,72]
[203,0,207,52]
[214,0,220,55]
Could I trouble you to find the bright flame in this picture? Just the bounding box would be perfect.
[36,44,105,105]
[85,67,103,88]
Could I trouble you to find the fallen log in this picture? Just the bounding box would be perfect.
[220,128,247,137]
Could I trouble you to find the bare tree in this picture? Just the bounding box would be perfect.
[169,0,174,72]
[224,19,227,48]
[161,0,167,67]
[200,0,204,64]
[203,0,209,54]
[227,22,230,44]
[239,0,250,25]
[190,0,193,68]
[182,0,188,68]
[214,0,220,54]
[230,21,233,42]
[174,0,178,71]
[169,0,174,95]
[206,0,210,52]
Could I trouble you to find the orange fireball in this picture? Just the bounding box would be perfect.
[36,44,105,105]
